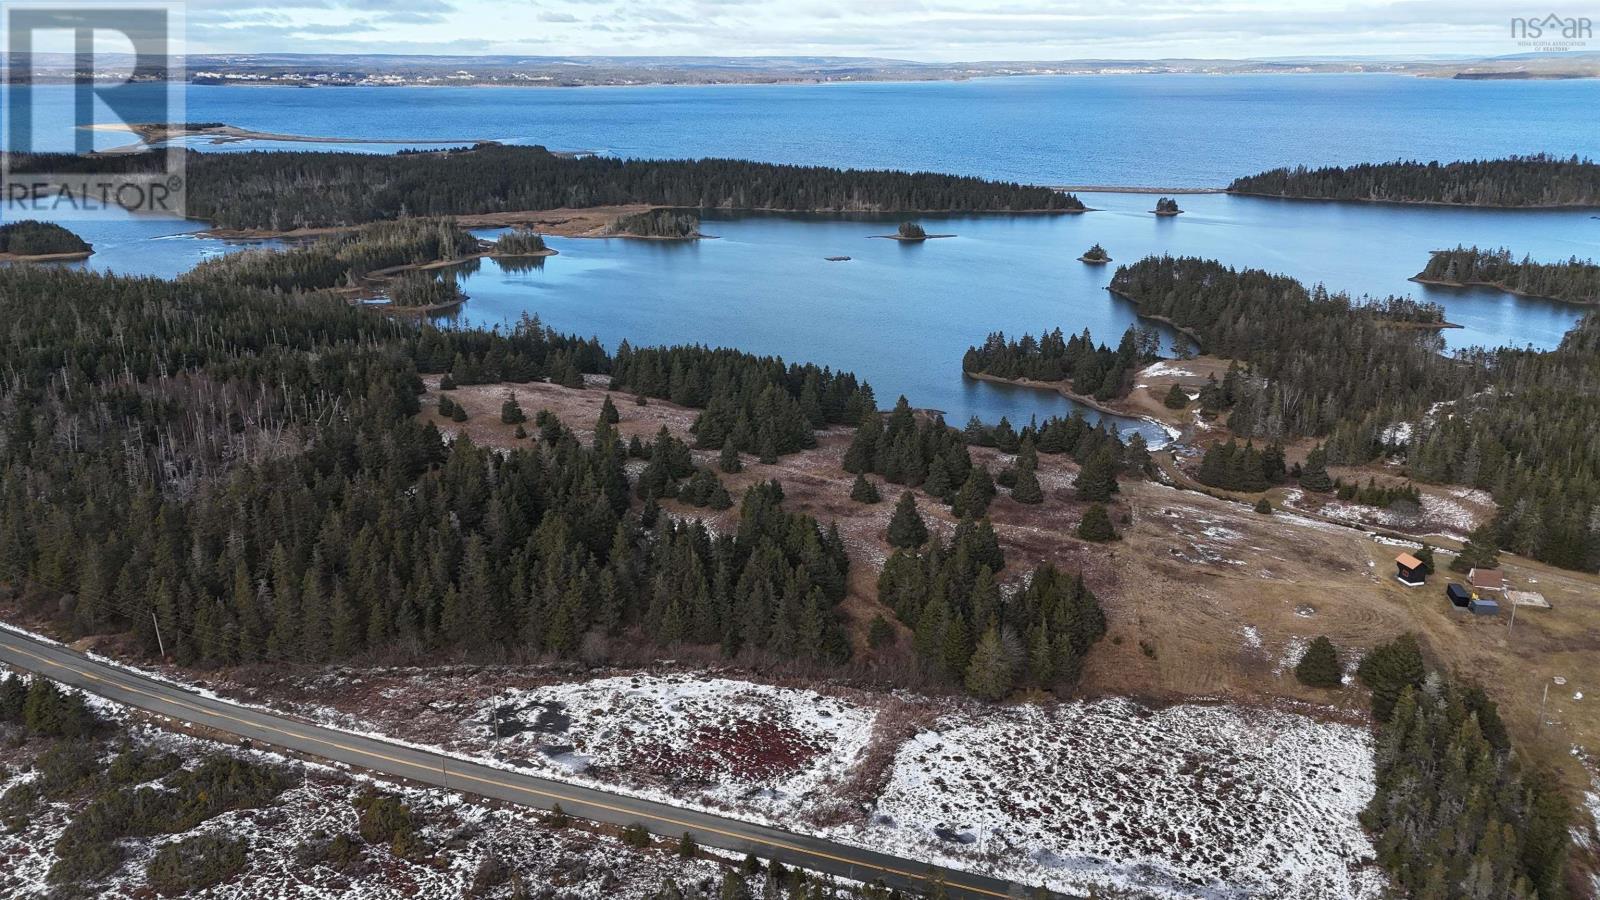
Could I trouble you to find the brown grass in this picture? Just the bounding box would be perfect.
[422,377,1600,802]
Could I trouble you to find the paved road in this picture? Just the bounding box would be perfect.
[0,627,1044,900]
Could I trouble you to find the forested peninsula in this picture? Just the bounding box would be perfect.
[0,262,884,670]
[1227,154,1600,207]
[11,144,1084,231]
[1414,246,1600,304]
[1107,255,1600,573]
[0,220,92,260]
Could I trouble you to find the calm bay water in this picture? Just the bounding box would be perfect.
[27,75,1600,186]
[10,75,1599,436]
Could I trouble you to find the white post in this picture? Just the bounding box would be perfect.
[151,609,166,659]
[1508,596,1518,634]
[1538,681,1549,730]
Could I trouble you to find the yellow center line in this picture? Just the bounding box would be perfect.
[2,640,1012,899]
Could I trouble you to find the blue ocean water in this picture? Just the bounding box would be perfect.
[8,75,1599,435]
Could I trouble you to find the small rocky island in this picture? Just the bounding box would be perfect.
[1079,243,1112,264]
[877,220,956,241]
[606,208,703,239]
[489,227,558,257]
[0,220,93,261]
[1152,197,1184,216]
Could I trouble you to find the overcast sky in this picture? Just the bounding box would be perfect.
[180,0,1557,59]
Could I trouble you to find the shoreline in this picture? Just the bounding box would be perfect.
[1225,189,1600,211]
[87,122,493,154]
[870,233,956,241]
[197,205,1079,242]
[1409,275,1596,306]
[1054,185,1223,194]
[1105,287,1206,350]
[963,370,1182,441]
[0,248,93,263]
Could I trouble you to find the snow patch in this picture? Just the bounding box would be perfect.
[846,698,1382,899]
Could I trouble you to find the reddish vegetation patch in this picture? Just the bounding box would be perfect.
[613,713,828,787]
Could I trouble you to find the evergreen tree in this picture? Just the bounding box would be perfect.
[1010,465,1044,504]
[867,614,895,649]
[1163,382,1190,409]
[600,393,620,424]
[850,474,882,504]
[1356,633,1426,722]
[1299,445,1334,493]
[719,439,743,474]
[1077,504,1118,542]
[500,394,526,425]
[1074,447,1118,502]
[1254,497,1273,514]
[1294,636,1343,688]
[964,628,1015,700]
[886,492,929,549]
[1451,522,1501,573]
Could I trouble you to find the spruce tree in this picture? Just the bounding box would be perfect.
[952,467,994,518]
[1451,522,1501,573]
[1254,497,1273,514]
[1074,447,1118,501]
[964,627,1015,701]
[1357,633,1427,722]
[500,394,526,425]
[867,614,895,648]
[1299,445,1333,493]
[886,491,929,549]
[1011,468,1044,504]
[600,393,620,424]
[1077,503,1118,542]
[719,439,742,474]
[850,474,881,504]
[1294,636,1343,688]
[1163,382,1190,409]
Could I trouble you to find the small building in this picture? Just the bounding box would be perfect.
[1468,567,1504,593]
[1445,583,1473,609]
[1469,597,1500,616]
[1394,553,1427,586]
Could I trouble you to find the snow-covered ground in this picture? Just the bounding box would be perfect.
[5,631,1391,899]
[0,673,751,900]
[1280,487,1481,541]
[843,699,1384,900]
[470,673,876,821]
[1141,362,1197,379]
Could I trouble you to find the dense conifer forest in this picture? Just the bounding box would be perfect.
[1415,246,1600,305]
[962,326,1161,401]
[1227,154,1600,207]
[185,217,482,293]
[0,220,90,256]
[1357,636,1570,899]
[609,208,702,238]
[11,145,1084,230]
[1109,255,1600,573]
[0,266,859,669]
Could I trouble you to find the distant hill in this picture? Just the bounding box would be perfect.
[6,51,1597,86]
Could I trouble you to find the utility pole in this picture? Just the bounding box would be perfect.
[1508,595,1518,634]
[151,610,167,659]
[441,757,449,791]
